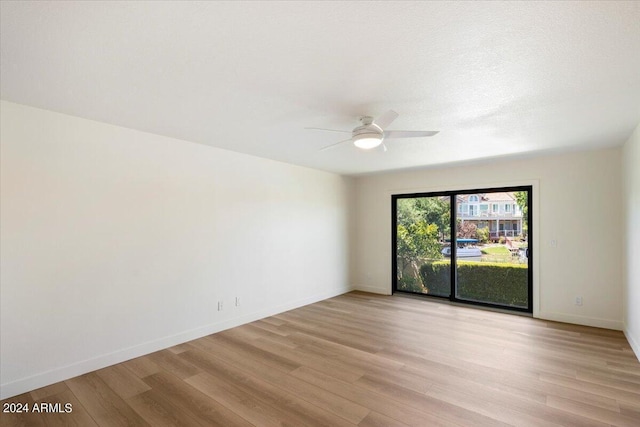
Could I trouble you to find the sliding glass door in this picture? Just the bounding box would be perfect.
[393,187,532,313]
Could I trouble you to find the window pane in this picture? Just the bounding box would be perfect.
[396,196,451,297]
[456,190,529,309]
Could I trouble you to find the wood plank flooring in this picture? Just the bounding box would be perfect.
[2,291,640,426]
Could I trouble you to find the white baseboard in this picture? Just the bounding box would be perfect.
[623,325,640,363]
[0,286,352,400]
[352,284,392,295]
[536,311,623,331]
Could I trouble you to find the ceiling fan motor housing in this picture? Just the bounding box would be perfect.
[352,122,383,139]
[352,120,384,149]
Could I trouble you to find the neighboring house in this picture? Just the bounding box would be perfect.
[457,192,523,239]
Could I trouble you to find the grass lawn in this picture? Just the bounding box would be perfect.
[479,244,525,264]
[481,245,510,255]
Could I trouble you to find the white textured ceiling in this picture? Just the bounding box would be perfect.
[2,1,639,175]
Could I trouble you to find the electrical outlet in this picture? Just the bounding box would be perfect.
[218,301,223,311]
[235,297,240,307]
[575,296,583,306]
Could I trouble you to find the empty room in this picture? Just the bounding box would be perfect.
[1,1,639,426]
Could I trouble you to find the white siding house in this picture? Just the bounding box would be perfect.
[457,192,524,240]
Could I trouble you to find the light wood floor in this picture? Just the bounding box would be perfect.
[2,292,640,426]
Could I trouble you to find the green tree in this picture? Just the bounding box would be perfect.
[476,226,489,243]
[413,197,450,241]
[396,198,446,287]
[397,220,441,285]
[514,191,528,236]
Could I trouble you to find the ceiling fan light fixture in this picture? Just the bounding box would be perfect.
[310,110,438,152]
[353,133,383,149]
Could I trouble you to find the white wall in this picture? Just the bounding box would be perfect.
[622,123,640,360]
[0,101,354,399]
[353,148,623,330]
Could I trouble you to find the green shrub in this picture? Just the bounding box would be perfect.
[397,276,427,293]
[418,261,451,296]
[420,261,528,307]
[476,227,489,243]
[498,236,506,244]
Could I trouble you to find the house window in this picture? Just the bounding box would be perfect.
[505,204,511,213]
[480,204,488,213]
[469,195,479,202]
[492,203,499,212]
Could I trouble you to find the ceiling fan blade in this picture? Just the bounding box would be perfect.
[373,110,399,129]
[305,127,351,134]
[319,138,352,152]
[384,130,439,139]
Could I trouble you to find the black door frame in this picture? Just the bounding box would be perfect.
[392,185,533,313]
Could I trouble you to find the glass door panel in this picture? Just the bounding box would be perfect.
[395,196,450,297]
[455,190,529,309]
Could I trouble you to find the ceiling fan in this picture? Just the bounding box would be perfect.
[306,110,439,151]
